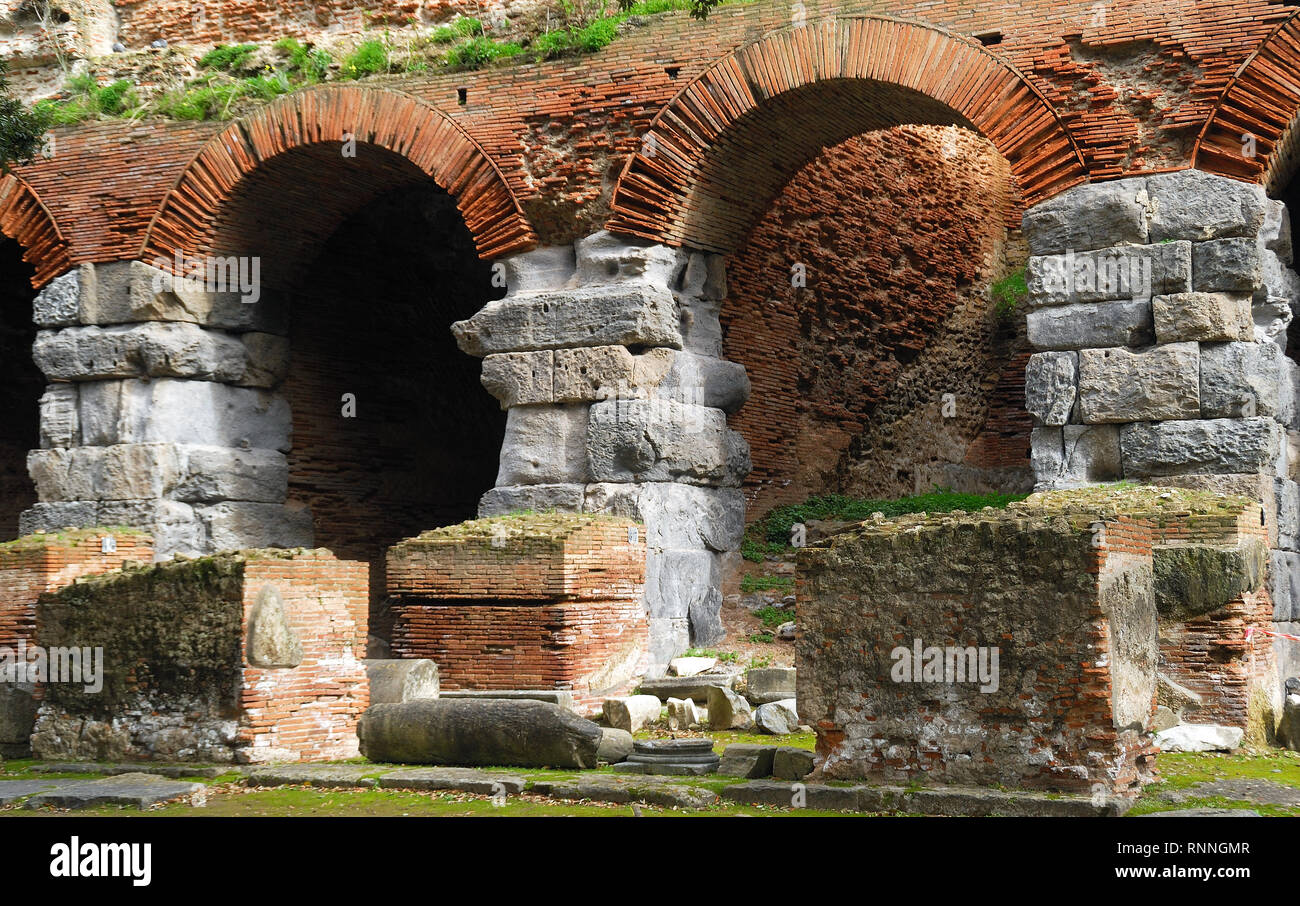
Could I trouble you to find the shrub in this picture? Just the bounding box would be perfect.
[199,44,259,72]
[341,39,390,78]
[991,266,1028,320]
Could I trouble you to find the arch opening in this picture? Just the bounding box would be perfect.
[0,236,40,540]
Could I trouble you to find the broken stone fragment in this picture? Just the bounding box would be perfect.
[246,585,303,668]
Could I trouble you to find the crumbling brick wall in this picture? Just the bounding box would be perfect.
[30,547,368,763]
[387,513,648,709]
[722,125,1031,518]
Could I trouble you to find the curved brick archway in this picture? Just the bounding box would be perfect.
[607,15,1087,253]
[1193,10,1300,193]
[141,84,537,267]
[0,174,71,288]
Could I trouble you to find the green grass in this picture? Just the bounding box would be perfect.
[681,648,738,663]
[749,488,1029,548]
[444,36,524,70]
[740,574,794,595]
[341,39,391,78]
[198,43,259,72]
[990,266,1027,320]
[752,605,791,628]
[1127,749,1300,816]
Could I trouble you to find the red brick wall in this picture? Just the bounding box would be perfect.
[388,514,648,705]
[722,125,1030,516]
[239,552,370,762]
[0,530,154,651]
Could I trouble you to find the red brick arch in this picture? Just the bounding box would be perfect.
[0,173,71,287]
[1193,10,1300,194]
[607,15,1087,253]
[142,84,536,265]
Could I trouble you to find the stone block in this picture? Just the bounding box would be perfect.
[717,743,776,778]
[451,285,682,356]
[18,501,98,535]
[1031,424,1122,488]
[198,501,313,551]
[1271,550,1300,622]
[1193,238,1263,293]
[1021,179,1150,254]
[656,350,751,413]
[582,482,744,552]
[31,268,82,327]
[1026,242,1191,307]
[746,667,797,705]
[707,685,754,731]
[1026,299,1153,350]
[602,695,662,733]
[1146,169,1270,243]
[587,398,750,487]
[496,404,589,486]
[1077,342,1200,423]
[38,384,78,449]
[644,548,723,642]
[28,444,181,501]
[362,659,439,704]
[771,746,816,781]
[1152,292,1252,343]
[1153,540,1267,620]
[172,446,289,504]
[646,617,690,674]
[1024,351,1077,425]
[1120,418,1284,477]
[681,251,727,301]
[637,674,735,702]
[1262,199,1292,264]
[82,261,284,332]
[78,379,291,452]
[573,230,686,288]
[553,345,636,402]
[498,245,575,294]
[1277,477,1300,552]
[477,483,584,516]
[755,699,799,734]
[95,499,204,558]
[480,351,554,409]
[678,294,724,356]
[236,332,290,388]
[1200,341,1285,418]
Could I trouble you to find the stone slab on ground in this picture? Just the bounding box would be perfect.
[1154,724,1245,752]
[30,762,227,779]
[722,781,1129,816]
[1139,808,1262,817]
[1158,778,1300,808]
[23,773,204,810]
[438,690,577,712]
[375,768,527,795]
[610,761,716,776]
[529,774,719,809]
[637,674,735,703]
[242,764,388,788]
[0,779,64,805]
[771,746,816,781]
[717,743,776,778]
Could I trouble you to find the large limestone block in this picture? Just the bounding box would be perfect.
[1026,299,1153,350]
[496,404,589,486]
[1024,351,1077,425]
[1278,478,1300,552]
[582,481,744,551]
[1077,343,1200,424]
[573,230,687,287]
[1120,418,1283,477]
[236,333,290,388]
[746,667,797,705]
[755,699,799,735]
[656,350,751,413]
[1031,424,1122,487]
[1272,550,1300,622]
[480,351,554,409]
[32,268,83,328]
[1199,341,1285,418]
[27,444,181,501]
[478,483,585,516]
[646,617,691,674]
[364,659,440,704]
[1153,540,1267,621]
[498,245,576,294]
[586,398,750,487]
[95,499,206,558]
[1026,242,1191,307]
[602,695,662,733]
[1192,238,1263,293]
[82,261,284,332]
[38,385,78,449]
[1021,180,1150,255]
[707,685,754,731]
[451,285,682,356]
[1146,170,1271,243]
[1152,292,1252,343]
[358,699,604,768]
[77,379,291,452]
[198,501,313,551]
[171,446,289,504]
[644,549,725,645]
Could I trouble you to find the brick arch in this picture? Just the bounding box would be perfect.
[142,84,536,266]
[607,15,1086,253]
[1193,10,1300,194]
[0,173,71,287]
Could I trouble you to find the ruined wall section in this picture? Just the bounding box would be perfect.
[722,125,1031,517]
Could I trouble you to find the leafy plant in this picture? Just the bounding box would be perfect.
[275,37,331,82]
[990,266,1027,321]
[199,44,259,72]
[445,36,523,69]
[752,605,790,628]
[740,574,794,594]
[341,39,391,78]
[0,61,48,170]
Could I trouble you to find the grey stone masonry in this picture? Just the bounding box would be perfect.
[22,260,308,558]
[1022,170,1300,708]
[462,231,752,670]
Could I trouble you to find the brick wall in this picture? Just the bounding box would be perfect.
[722,125,1031,516]
[388,513,648,708]
[238,552,369,762]
[30,548,369,763]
